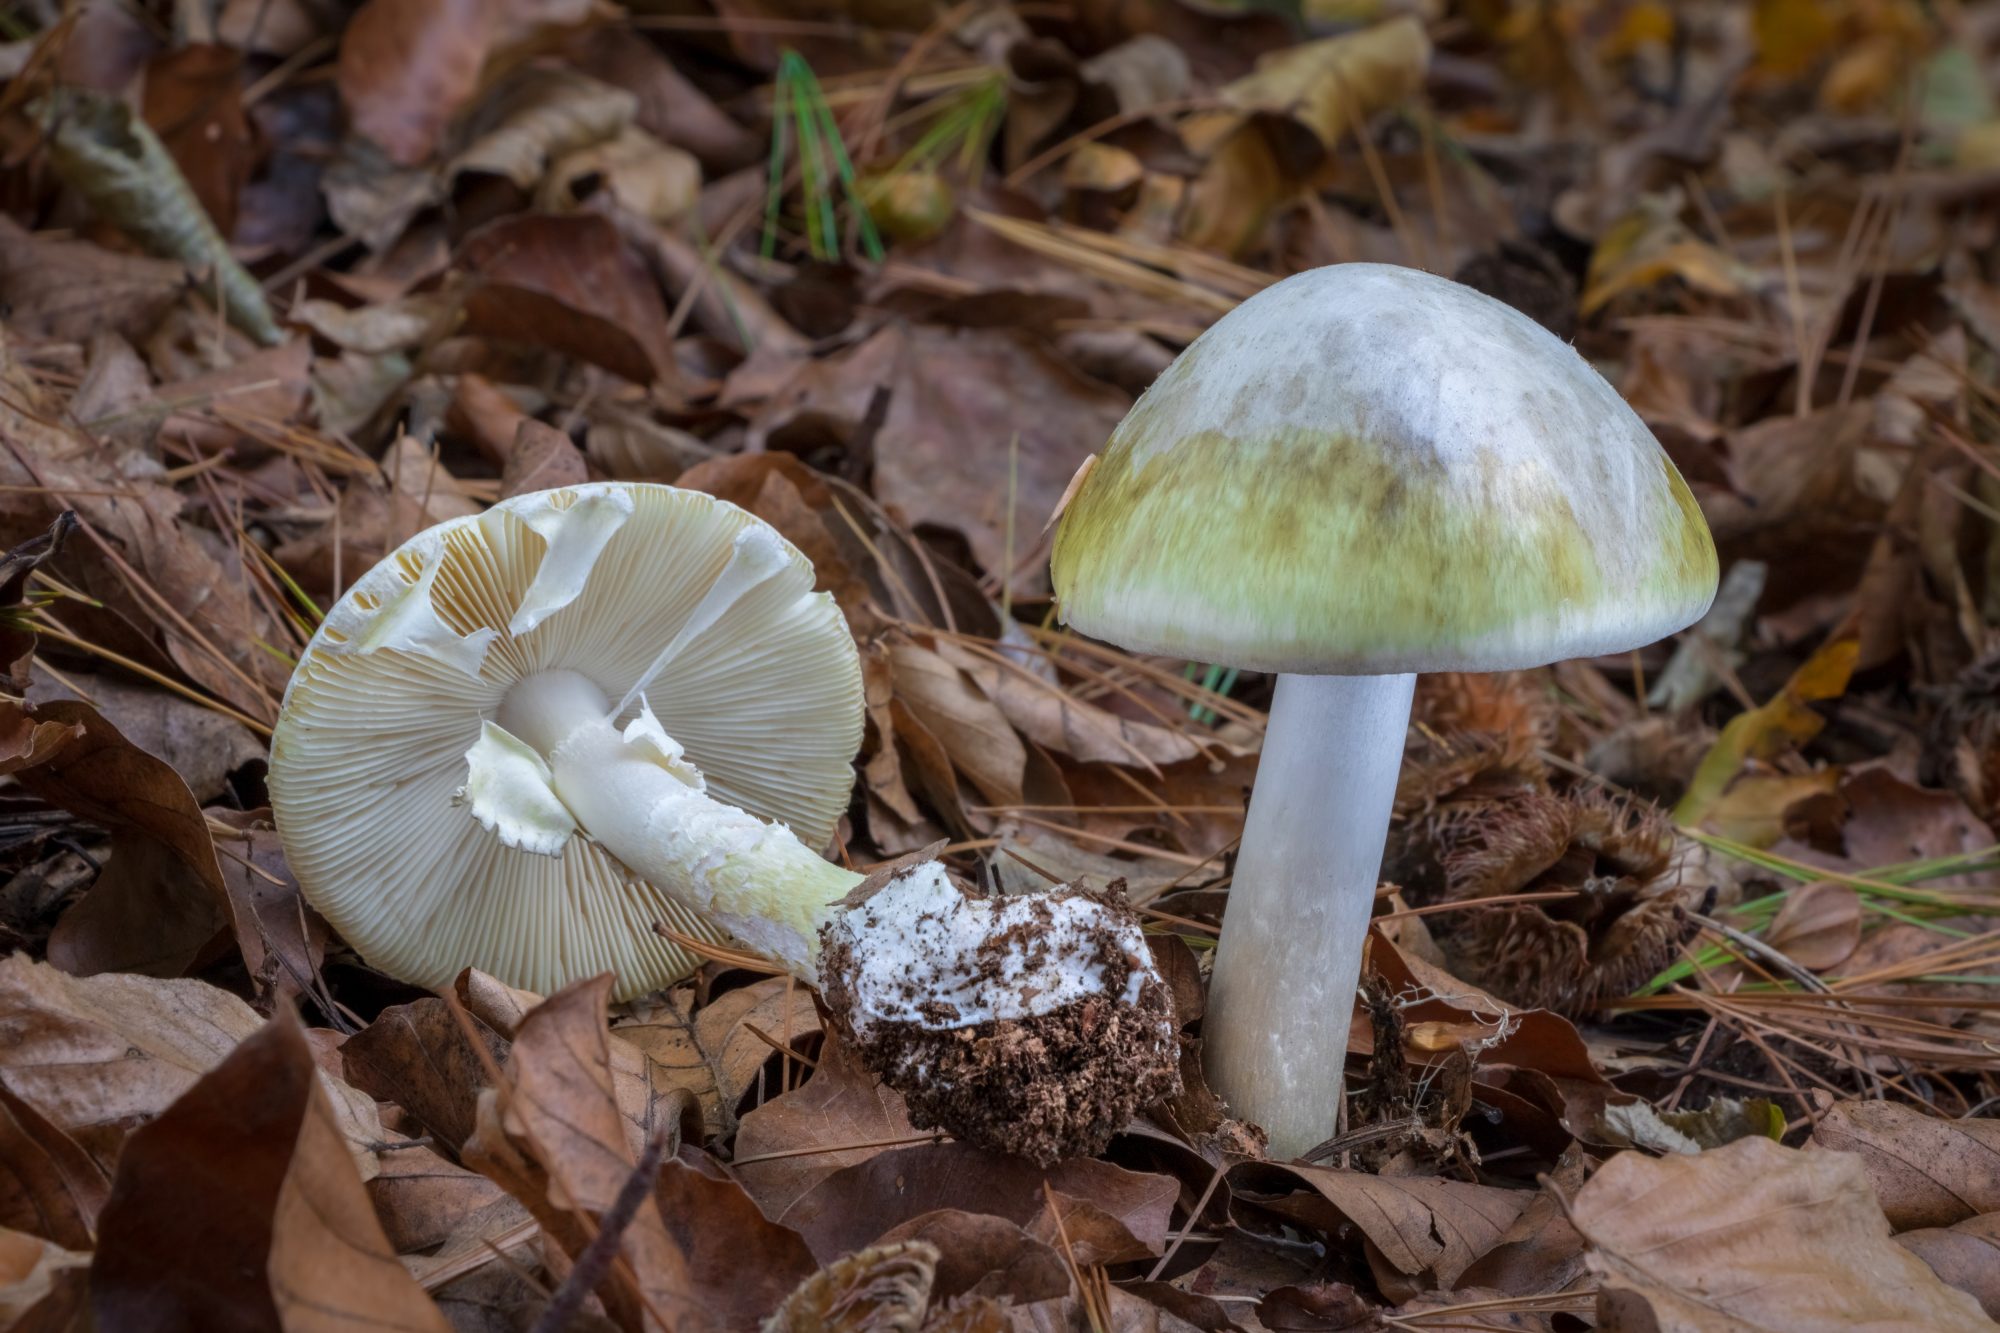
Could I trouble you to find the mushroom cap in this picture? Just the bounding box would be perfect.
[270,483,863,999]
[1049,263,1719,674]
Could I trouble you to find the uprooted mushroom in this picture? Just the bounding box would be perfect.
[270,482,1177,1163]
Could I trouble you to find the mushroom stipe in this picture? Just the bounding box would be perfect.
[270,481,1178,1163]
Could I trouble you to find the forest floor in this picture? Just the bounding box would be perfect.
[2,1,2000,1329]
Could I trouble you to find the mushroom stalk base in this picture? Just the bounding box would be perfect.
[1203,670,1414,1160]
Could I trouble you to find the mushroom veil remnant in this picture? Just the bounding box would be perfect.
[1050,263,1718,1159]
[271,482,1177,1161]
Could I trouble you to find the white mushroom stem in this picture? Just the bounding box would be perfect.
[494,669,856,980]
[487,670,1162,1027]
[1201,671,1416,1160]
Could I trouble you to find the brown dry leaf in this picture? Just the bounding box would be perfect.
[0,698,230,980]
[0,220,183,343]
[152,336,316,458]
[583,401,715,481]
[275,434,479,589]
[1065,142,1145,195]
[992,829,1187,904]
[1807,1101,2000,1230]
[777,1142,1177,1267]
[291,293,458,356]
[677,450,987,636]
[1703,402,1882,551]
[618,211,807,360]
[1760,879,1862,973]
[0,349,287,714]
[502,416,590,496]
[1455,1147,1591,1298]
[748,323,1130,590]
[0,545,69,722]
[1367,930,1609,1086]
[0,956,260,1175]
[1177,117,1292,258]
[1821,769,1998,876]
[458,212,679,385]
[1700,768,1844,850]
[337,0,604,165]
[450,64,634,189]
[875,1212,1069,1305]
[1573,1135,1993,1331]
[891,695,979,836]
[614,974,822,1141]
[1028,1185,1172,1267]
[653,1156,818,1326]
[367,1145,512,1254]
[25,668,264,804]
[1898,1214,2000,1320]
[733,1029,919,1219]
[571,27,761,172]
[930,635,1199,769]
[0,958,387,1181]
[90,1010,451,1332]
[0,1081,109,1251]
[1066,750,1252,865]
[455,967,543,1035]
[460,973,703,1331]
[203,808,333,1011]
[448,371,532,465]
[672,452,868,608]
[142,44,253,237]
[1230,1159,1532,1291]
[342,997,510,1155]
[888,638,1029,807]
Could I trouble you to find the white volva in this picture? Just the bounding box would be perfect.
[825,862,1153,1038]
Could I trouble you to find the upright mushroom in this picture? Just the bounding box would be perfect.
[272,482,1176,1161]
[1049,263,1718,1158]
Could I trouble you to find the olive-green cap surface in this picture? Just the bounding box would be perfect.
[1050,263,1719,674]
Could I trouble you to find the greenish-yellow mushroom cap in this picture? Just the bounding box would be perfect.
[1050,263,1719,674]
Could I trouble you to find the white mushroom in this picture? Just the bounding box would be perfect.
[272,482,1178,1160]
[271,484,859,998]
[1051,264,1719,1158]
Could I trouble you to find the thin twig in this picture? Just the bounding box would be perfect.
[528,1126,671,1333]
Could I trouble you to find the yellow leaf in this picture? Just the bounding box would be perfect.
[1582,209,1753,316]
[1675,637,1858,828]
[1819,33,1908,113]
[1220,15,1431,150]
[1700,768,1843,849]
[1754,0,1843,78]
[1601,1,1674,62]
[1064,141,1144,194]
[1957,120,2000,171]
